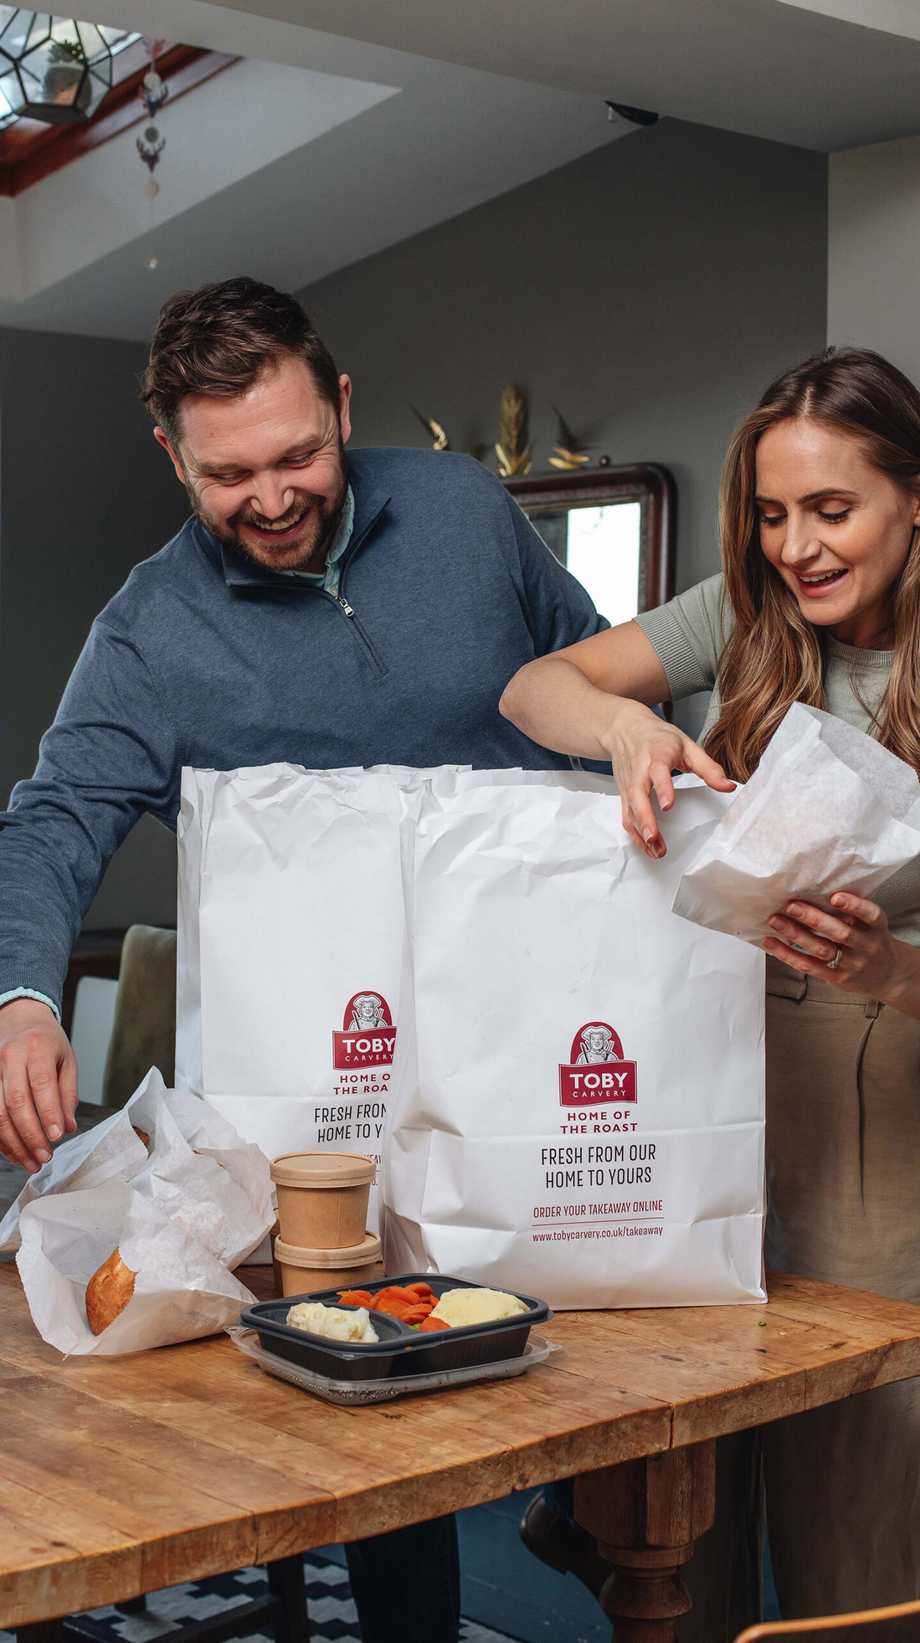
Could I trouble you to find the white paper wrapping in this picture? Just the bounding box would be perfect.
[672,703,920,946]
[16,1180,255,1356]
[381,771,766,1310]
[0,1068,274,1269]
[175,764,435,1228]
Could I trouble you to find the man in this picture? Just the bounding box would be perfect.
[0,277,607,1642]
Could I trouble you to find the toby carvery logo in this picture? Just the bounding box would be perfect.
[558,1022,637,1106]
[332,992,397,1070]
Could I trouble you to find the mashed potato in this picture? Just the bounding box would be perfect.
[429,1287,528,1327]
[286,1301,379,1343]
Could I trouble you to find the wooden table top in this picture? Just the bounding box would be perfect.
[2,1262,920,1628]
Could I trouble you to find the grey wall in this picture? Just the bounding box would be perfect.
[0,326,186,930]
[0,117,827,942]
[301,115,827,614]
[829,132,920,379]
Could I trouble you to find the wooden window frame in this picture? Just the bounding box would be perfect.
[0,45,235,197]
[505,463,677,612]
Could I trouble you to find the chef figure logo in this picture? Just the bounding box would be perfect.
[348,992,390,1031]
[574,1024,622,1064]
[333,991,397,1069]
[559,1020,637,1105]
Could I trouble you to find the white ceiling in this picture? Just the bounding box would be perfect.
[212,0,920,152]
[0,0,637,338]
[3,0,920,339]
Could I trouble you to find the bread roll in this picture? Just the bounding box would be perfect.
[86,1249,137,1334]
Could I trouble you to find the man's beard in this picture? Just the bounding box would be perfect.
[191,443,348,574]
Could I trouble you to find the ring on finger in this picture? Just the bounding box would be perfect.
[827,944,843,971]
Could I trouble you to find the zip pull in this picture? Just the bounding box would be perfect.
[336,594,355,617]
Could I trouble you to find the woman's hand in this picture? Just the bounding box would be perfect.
[601,700,735,859]
[498,638,735,858]
[763,890,920,1012]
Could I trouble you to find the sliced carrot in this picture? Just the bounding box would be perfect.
[337,1289,375,1308]
[336,1283,439,1324]
[376,1298,431,1324]
[372,1298,408,1316]
[418,1316,450,1332]
[374,1286,433,1314]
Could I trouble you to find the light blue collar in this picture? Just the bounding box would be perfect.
[280,485,355,596]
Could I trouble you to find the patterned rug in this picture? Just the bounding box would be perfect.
[0,1554,518,1643]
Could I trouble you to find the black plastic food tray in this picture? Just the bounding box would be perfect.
[240,1273,551,1381]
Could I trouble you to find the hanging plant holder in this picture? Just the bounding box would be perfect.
[135,38,168,199]
[0,10,116,126]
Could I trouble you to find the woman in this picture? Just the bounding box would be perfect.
[501,347,920,1628]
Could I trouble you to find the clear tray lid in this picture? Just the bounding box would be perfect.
[228,1325,558,1405]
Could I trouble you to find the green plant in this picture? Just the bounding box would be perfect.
[47,38,86,66]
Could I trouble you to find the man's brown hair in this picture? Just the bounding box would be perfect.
[141,276,341,442]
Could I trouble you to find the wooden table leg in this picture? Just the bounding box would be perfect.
[266,1553,311,1643]
[573,1439,716,1642]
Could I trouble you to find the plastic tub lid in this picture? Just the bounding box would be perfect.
[274,1231,382,1268]
[270,1151,376,1189]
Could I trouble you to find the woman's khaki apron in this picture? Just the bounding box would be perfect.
[763,955,920,1626]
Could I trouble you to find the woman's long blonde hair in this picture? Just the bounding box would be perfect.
[704,347,920,780]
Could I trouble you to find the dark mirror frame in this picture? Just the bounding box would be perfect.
[505,463,677,612]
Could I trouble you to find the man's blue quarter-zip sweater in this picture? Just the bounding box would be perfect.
[0,447,608,1010]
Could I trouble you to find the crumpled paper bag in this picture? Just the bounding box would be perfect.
[16,1180,255,1356]
[672,703,920,946]
[0,1068,273,1269]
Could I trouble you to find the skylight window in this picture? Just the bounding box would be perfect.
[0,15,140,131]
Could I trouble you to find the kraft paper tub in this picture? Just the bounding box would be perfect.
[273,1231,383,1297]
[270,1151,375,1250]
[240,1274,551,1381]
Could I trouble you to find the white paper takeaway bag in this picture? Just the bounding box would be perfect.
[382,772,766,1309]
[175,764,410,1201]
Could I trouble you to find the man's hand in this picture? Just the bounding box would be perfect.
[0,998,78,1172]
